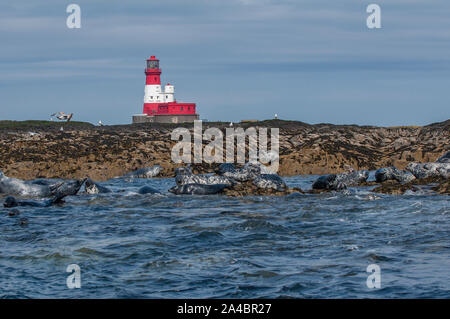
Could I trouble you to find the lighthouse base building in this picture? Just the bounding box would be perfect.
[132,56,199,124]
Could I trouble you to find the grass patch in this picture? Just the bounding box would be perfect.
[0,120,94,129]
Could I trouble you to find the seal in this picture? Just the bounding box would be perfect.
[406,162,450,179]
[138,185,160,194]
[4,193,66,208]
[174,166,192,176]
[123,165,163,179]
[375,167,415,184]
[436,151,450,164]
[0,171,84,197]
[252,174,287,191]
[169,183,229,195]
[217,163,262,182]
[312,170,369,191]
[175,174,234,186]
[84,178,111,194]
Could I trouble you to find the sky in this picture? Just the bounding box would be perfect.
[0,0,449,126]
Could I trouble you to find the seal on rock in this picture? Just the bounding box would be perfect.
[169,183,230,195]
[312,170,369,191]
[0,171,84,197]
[123,165,163,178]
[253,174,287,192]
[406,162,450,179]
[436,151,450,164]
[217,162,262,182]
[375,167,416,184]
[175,174,234,187]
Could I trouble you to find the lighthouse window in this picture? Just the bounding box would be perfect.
[166,95,168,99]
[181,107,183,111]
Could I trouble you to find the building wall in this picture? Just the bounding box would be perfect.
[132,114,199,124]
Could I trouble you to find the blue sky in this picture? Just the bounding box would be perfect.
[0,0,449,126]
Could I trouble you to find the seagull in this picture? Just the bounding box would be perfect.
[51,112,73,122]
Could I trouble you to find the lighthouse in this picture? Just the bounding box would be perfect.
[133,56,199,124]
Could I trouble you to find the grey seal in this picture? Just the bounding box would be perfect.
[123,165,163,178]
[0,171,84,197]
[312,170,369,191]
[174,166,192,176]
[175,174,234,187]
[436,151,450,164]
[169,183,229,195]
[253,174,287,191]
[4,194,66,208]
[375,167,416,184]
[84,178,111,194]
[406,162,450,179]
[138,185,160,194]
[217,162,262,182]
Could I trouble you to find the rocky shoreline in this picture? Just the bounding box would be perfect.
[0,119,448,184]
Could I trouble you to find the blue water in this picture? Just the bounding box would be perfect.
[0,175,449,298]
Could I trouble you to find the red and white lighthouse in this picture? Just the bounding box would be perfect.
[133,56,199,123]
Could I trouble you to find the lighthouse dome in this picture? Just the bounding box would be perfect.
[165,83,174,93]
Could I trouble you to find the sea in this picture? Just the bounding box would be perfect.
[0,174,449,298]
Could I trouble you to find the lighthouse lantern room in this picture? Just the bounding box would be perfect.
[133,56,199,124]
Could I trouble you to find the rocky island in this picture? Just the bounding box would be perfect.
[0,119,447,184]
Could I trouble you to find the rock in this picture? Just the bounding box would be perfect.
[432,180,450,194]
[253,174,287,192]
[375,167,416,184]
[223,180,302,197]
[436,151,450,163]
[406,162,450,179]
[0,119,448,181]
[372,180,419,195]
